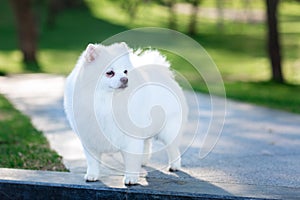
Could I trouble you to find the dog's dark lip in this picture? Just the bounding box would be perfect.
[118,84,128,89]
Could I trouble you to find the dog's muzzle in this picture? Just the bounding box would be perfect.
[119,77,128,88]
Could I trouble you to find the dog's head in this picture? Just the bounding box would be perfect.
[83,42,132,90]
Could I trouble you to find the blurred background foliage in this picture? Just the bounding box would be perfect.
[0,0,300,112]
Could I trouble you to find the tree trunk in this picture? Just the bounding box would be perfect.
[10,0,39,69]
[216,0,224,30]
[188,0,200,35]
[265,0,283,83]
[166,0,177,30]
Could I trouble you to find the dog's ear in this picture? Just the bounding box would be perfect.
[85,44,98,62]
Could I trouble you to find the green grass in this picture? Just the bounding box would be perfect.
[224,81,300,113]
[0,94,67,171]
[0,0,300,115]
[193,81,300,113]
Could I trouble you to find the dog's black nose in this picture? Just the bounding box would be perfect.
[120,77,128,84]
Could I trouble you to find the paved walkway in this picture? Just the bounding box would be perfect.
[175,3,265,23]
[0,74,299,199]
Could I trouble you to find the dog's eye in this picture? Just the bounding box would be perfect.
[124,70,128,74]
[106,71,115,77]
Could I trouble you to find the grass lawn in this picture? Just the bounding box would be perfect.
[0,94,67,171]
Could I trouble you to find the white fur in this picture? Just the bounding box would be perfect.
[64,42,187,185]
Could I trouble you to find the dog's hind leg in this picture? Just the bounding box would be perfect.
[166,144,181,172]
[157,122,182,172]
[158,131,181,172]
[142,139,152,166]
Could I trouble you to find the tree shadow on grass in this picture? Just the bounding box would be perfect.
[39,6,129,51]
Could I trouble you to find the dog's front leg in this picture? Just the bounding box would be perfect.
[121,140,143,186]
[84,149,101,182]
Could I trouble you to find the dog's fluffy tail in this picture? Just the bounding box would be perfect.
[130,49,170,68]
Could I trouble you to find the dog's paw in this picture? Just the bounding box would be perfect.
[169,160,181,172]
[169,167,179,172]
[84,174,99,182]
[124,174,139,186]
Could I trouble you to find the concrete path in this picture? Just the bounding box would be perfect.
[175,3,265,23]
[0,74,299,199]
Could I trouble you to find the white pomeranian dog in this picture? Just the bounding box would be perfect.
[64,42,187,185]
